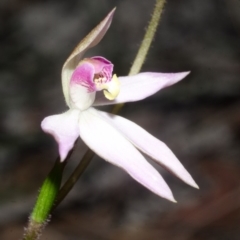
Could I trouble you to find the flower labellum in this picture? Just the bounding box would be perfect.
[41,8,198,202]
[69,56,119,110]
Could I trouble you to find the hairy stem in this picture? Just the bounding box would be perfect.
[112,0,166,115]
[129,0,166,76]
[23,159,66,240]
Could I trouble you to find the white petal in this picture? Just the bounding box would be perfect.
[99,111,198,189]
[69,62,96,110]
[41,109,80,161]
[79,108,176,201]
[94,71,190,106]
[62,8,115,106]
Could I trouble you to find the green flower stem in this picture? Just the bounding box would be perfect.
[129,0,166,76]
[31,159,65,222]
[112,0,166,116]
[53,0,167,209]
[23,158,66,240]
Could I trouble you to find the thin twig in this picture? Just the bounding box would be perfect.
[53,149,94,209]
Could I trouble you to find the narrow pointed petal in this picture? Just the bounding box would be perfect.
[94,71,190,106]
[62,8,116,106]
[79,108,176,201]
[99,111,198,189]
[41,109,80,161]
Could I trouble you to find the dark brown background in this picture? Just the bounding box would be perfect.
[1,0,240,239]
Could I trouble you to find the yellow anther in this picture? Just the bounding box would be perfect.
[103,74,120,100]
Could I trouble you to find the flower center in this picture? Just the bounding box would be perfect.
[100,74,120,100]
[94,73,108,87]
[72,56,120,100]
[93,69,120,100]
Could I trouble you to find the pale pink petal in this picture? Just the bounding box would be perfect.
[94,71,190,106]
[99,111,198,189]
[62,8,115,106]
[89,56,113,80]
[41,109,80,161]
[69,62,96,110]
[79,108,176,201]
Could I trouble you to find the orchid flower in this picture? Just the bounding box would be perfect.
[41,9,198,202]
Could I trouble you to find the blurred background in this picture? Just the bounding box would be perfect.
[1,0,240,239]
